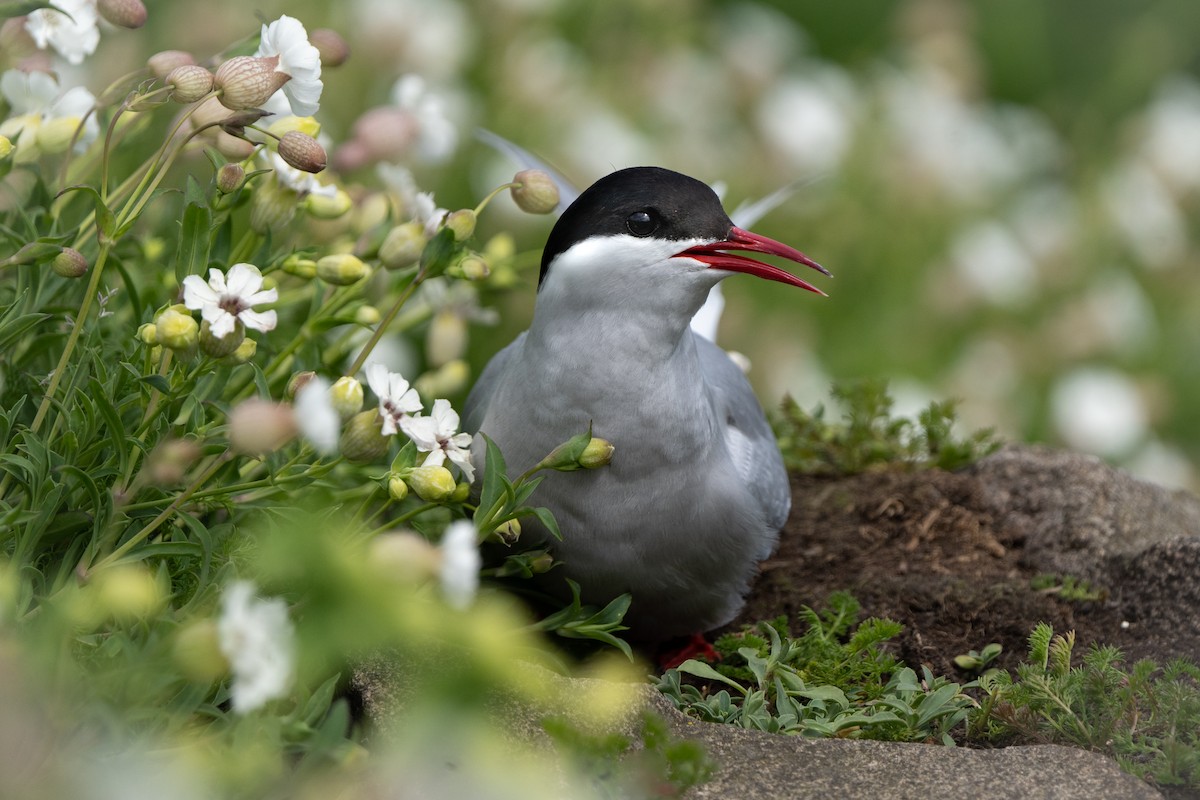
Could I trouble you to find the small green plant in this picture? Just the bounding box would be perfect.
[775,379,1001,476]
[974,623,1200,789]
[656,593,977,744]
[1030,574,1107,602]
[954,642,1003,673]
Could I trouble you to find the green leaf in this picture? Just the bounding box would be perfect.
[418,226,458,279]
[175,179,213,283]
[675,660,749,696]
[530,506,562,540]
[477,434,507,520]
[57,185,116,244]
[139,374,171,394]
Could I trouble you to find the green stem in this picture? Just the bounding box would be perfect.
[345,272,423,377]
[473,182,519,217]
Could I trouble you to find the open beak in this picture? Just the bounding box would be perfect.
[676,226,831,296]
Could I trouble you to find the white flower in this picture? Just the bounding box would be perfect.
[0,69,99,158]
[390,74,458,164]
[25,0,100,65]
[182,263,278,340]
[255,15,323,117]
[439,521,480,610]
[293,376,340,455]
[217,580,294,713]
[401,398,474,482]
[265,151,337,199]
[1051,368,1147,458]
[366,363,422,436]
[377,164,448,235]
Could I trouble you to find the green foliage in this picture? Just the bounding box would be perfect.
[974,624,1200,788]
[1030,573,1107,602]
[953,642,1003,673]
[775,380,1001,476]
[657,592,976,743]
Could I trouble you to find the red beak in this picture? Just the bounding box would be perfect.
[676,226,830,295]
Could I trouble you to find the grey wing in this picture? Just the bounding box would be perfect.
[694,334,791,539]
[463,332,527,433]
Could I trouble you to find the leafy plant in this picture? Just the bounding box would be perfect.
[1030,574,1107,602]
[775,379,1001,476]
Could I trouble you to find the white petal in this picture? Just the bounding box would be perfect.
[366,363,390,400]
[378,411,400,437]
[447,449,475,483]
[294,377,339,455]
[421,449,448,468]
[440,521,480,610]
[400,414,439,450]
[207,310,238,339]
[245,287,279,307]
[207,268,229,294]
[182,275,219,310]
[225,263,264,298]
[238,308,277,334]
[396,387,423,415]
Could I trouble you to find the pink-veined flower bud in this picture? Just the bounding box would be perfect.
[286,370,317,399]
[277,130,326,173]
[98,0,147,28]
[214,55,289,112]
[166,64,214,104]
[309,29,350,68]
[511,169,559,214]
[216,163,245,194]
[146,438,201,486]
[148,50,195,80]
[228,398,297,456]
[50,247,88,278]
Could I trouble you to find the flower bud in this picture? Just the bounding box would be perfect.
[278,131,327,173]
[415,360,469,400]
[173,619,229,684]
[228,398,296,456]
[286,370,317,399]
[51,247,88,278]
[387,475,409,502]
[146,437,200,486]
[451,481,470,503]
[166,64,213,104]
[310,29,350,68]
[94,564,163,622]
[280,254,317,279]
[249,180,298,233]
[426,310,466,366]
[378,222,426,270]
[216,130,255,161]
[0,135,12,160]
[136,322,158,345]
[458,254,490,281]
[316,253,369,285]
[199,319,245,357]
[530,551,555,573]
[354,305,381,326]
[216,162,245,194]
[511,169,559,214]
[405,465,457,502]
[98,0,147,29]
[329,376,364,419]
[370,531,440,583]
[36,116,81,154]
[304,188,352,220]
[224,336,257,365]
[156,308,199,350]
[445,209,476,242]
[214,55,289,112]
[493,518,521,544]
[266,115,321,140]
[148,50,195,80]
[339,410,391,463]
[579,437,615,469]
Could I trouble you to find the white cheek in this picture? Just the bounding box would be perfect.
[543,235,709,298]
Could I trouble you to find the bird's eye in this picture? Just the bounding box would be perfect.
[626,210,658,237]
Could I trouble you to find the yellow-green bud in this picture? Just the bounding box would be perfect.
[579,437,615,469]
[329,376,364,419]
[387,475,409,502]
[216,162,245,194]
[0,135,12,160]
[166,64,214,104]
[355,305,381,326]
[426,310,467,366]
[281,254,317,279]
[286,370,317,399]
[458,254,490,281]
[249,179,298,233]
[378,222,426,270]
[310,29,350,68]
[511,169,560,214]
[278,131,327,173]
[530,552,555,573]
[94,565,163,622]
[214,55,289,111]
[137,322,158,345]
[199,319,245,358]
[149,345,163,365]
[304,188,352,219]
[98,0,148,29]
[445,209,476,241]
[148,50,196,80]
[172,619,229,684]
[266,115,321,140]
[36,116,82,154]
[405,465,457,502]
[51,247,88,278]
[156,308,199,350]
[316,253,369,285]
[415,359,470,399]
[493,518,521,544]
[370,532,440,583]
[224,337,257,364]
[451,481,471,503]
[339,410,391,463]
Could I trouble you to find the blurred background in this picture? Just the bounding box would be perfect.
[34,0,1200,489]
